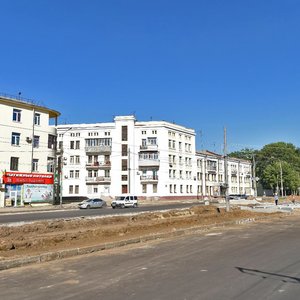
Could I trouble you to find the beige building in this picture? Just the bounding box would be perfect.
[0,94,60,207]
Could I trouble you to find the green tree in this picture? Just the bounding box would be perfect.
[229,142,300,195]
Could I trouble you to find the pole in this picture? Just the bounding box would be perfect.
[279,161,283,197]
[224,127,230,212]
[31,109,35,172]
[58,127,72,207]
[252,155,257,198]
[128,147,130,194]
[59,147,63,208]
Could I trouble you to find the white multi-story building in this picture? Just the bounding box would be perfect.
[0,94,60,207]
[57,116,254,201]
[196,150,253,198]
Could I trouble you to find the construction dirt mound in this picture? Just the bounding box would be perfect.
[0,205,285,261]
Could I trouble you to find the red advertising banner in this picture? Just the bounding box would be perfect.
[3,172,54,184]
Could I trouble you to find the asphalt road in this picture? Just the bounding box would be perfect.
[0,203,196,224]
[1,215,300,299]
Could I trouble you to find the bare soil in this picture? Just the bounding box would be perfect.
[0,205,285,261]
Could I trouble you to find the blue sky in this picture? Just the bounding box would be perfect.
[1,0,300,153]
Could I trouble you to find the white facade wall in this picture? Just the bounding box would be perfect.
[57,116,197,200]
[196,151,253,197]
[57,116,253,201]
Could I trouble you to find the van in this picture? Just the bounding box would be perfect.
[111,195,138,209]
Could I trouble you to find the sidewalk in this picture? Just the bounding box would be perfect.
[0,202,78,214]
[0,198,203,214]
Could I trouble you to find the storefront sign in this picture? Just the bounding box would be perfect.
[3,172,54,184]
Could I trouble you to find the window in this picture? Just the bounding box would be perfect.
[48,135,56,149]
[122,159,127,171]
[148,137,157,145]
[13,109,21,122]
[122,144,128,156]
[75,170,79,178]
[70,156,74,164]
[122,126,128,141]
[75,185,79,194]
[142,184,147,193]
[75,140,80,149]
[69,185,73,194]
[47,157,54,172]
[11,132,20,146]
[34,113,40,125]
[58,141,63,150]
[153,184,157,193]
[32,159,39,172]
[70,141,75,149]
[70,170,74,178]
[33,135,40,148]
[10,157,19,171]
[75,156,80,164]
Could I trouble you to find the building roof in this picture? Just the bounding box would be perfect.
[0,94,60,118]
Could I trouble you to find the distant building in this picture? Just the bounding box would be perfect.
[57,116,253,201]
[0,94,60,207]
[196,150,252,198]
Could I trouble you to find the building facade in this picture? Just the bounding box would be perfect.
[196,150,253,198]
[57,116,254,201]
[0,94,60,207]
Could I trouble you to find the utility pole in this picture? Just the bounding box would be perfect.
[279,160,283,197]
[31,109,35,172]
[224,127,230,212]
[128,147,130,194]
[252,155,257,198]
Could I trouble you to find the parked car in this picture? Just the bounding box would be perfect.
[228,194,248,200]
[111,195,138,209]
[78,198,107,209]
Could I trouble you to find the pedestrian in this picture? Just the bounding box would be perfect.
[274,193,279,206]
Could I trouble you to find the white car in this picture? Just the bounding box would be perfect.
[78,198,107,209]
[111,195,138,209]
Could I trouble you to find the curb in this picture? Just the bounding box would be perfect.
[0,217,261,271]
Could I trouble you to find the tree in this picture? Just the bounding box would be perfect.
[229,142,300,195]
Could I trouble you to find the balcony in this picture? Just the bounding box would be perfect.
[139,159,160,167]
[85,145,112,154]
[207,166,217,173]
[140,175,159,182]
[85,176,111,184]
[140,144,158,151]
[86,161,111,169]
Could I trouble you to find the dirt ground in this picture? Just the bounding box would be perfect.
[0,205,288,261]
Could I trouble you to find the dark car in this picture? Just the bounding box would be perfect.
[228,194,248,200]
[78,198,107,209]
